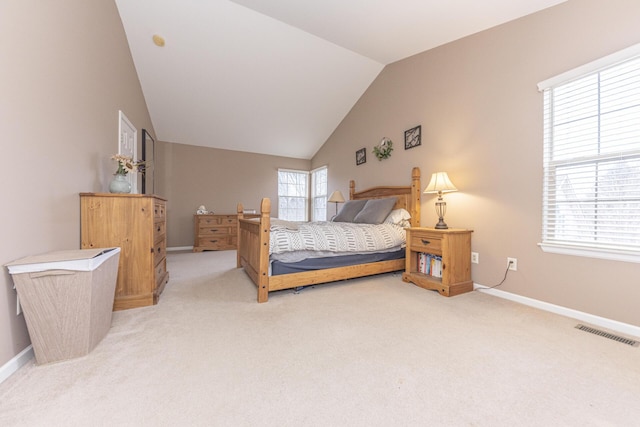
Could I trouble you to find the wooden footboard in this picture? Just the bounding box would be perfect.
[237,199,270,302]
[237,167,421,303]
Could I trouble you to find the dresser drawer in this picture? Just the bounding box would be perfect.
[154,221,166,242]
[409,231,442,254]
[198,225,236,236]
[153,241,166,266]
[198,215,237,227]
[154,202,166,220]
[196,236,235,250]
[155,258,166,286]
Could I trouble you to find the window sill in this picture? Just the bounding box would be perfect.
[538,242,640,264]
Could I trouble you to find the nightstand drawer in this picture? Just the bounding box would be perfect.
[410,232,442,254]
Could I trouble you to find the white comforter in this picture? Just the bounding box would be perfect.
[269,220,406,257]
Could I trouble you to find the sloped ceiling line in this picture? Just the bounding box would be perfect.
[115,0,566,159]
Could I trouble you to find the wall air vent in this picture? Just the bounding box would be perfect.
[575,324,639,347]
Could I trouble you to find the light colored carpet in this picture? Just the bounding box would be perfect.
[1,250,639,426]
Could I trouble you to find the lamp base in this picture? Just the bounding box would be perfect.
[434,199,448,229]
[434,219,448,229]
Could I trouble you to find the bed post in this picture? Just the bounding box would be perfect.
[349,179,355,200]
[236,203,244,268]
[257,198,271,303]
[411,167,421,227]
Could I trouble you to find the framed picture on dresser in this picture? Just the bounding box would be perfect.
[118,111,138,193]
[141,129,155,195]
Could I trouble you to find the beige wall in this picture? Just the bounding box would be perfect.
[0,0,154,366]
[313,0,640,326]
[159,142,310,247]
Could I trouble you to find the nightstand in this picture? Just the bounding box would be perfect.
[402,227,473,297]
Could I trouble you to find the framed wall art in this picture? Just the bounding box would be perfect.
[356,147,366,165]
[141,129,155,195]
[404,125,421,150]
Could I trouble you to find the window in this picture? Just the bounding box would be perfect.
[311,166,328,221]
[278,169,309,221]
[538,44,640,263]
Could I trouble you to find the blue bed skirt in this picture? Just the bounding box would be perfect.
[271,249,405,276]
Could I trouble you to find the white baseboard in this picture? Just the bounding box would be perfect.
[474,283,640,338]
[167,246,193,252]
[0,345,33,384]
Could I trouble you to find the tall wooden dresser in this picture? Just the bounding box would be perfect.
[80,193,169,310]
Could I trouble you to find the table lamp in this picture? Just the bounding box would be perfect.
[327,190,345,216]
[423,172,458,229]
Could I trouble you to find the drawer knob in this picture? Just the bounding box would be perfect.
[421,239,431,245]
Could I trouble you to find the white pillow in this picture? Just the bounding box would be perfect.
[384,208,411,226]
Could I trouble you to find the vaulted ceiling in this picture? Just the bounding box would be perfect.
[115,0,566,159]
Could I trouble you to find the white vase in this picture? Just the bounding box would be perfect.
[109,173,131,194]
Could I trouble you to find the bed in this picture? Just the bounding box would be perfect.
[236,167,421,302]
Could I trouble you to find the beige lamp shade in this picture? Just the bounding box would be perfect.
[328,190,346,203]
[423,172,458,194]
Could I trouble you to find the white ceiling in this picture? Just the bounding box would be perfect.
[115,0,566,159]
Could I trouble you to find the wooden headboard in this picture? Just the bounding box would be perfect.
[349,167,421,227]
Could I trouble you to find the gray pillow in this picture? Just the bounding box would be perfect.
[332,199,367,222]
[353,197,398,224]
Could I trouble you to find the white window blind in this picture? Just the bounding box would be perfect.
[311,166,328,221]
[539,49,640,262]
[278,169,309,221]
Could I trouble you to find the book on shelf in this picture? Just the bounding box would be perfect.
[418,252,442,277]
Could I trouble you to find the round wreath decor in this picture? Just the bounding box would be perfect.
[373,137,393,161]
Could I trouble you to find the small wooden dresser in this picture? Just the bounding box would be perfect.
[193,214,239,251]
[80,193,169,310]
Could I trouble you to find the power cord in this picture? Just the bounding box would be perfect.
[476,260,513,291]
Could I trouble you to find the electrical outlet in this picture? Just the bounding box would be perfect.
[471,252,479,264]
[507,257,518,271]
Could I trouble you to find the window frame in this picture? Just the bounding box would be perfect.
[537,43,640,263]
[277,168,309,221]
[310,166,328,222]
